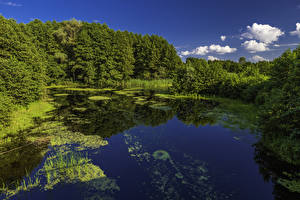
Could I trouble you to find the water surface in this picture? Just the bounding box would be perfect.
[1,88,298,200]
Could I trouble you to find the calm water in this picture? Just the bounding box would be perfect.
[0,88,299,200]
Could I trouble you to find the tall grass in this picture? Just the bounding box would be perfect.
[124,79,172,91]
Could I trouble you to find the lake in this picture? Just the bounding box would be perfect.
[0,88,299,200]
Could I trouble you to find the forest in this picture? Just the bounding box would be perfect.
[0,16,299,166]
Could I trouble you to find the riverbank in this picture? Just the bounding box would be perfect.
[0,99,55,144]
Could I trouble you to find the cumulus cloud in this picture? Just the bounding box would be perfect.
[180,44,236,56]
[251,55,269,62]
[208,56,219,61]
[220,35,226,41]
[0,1,22,7]
[193,46,210,55]
[241,23,284,44]
[290,23,300,38]
[209,45,237,54]
[242,40,269,53]
[180,46,209,56]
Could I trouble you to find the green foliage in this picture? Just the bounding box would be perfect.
[124,79,172,91]
[172,47,300,164]
[0,93,13,128]
[0,16,181,130]
[171,57,268,101]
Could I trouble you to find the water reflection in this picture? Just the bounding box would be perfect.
[0,88,299,199]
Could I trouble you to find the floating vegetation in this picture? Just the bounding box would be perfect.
[152,150,170,161]
[73,107,88,112]
[154,93,175,99]
[134,100,147,106]
[0,150,119,199]
[233,136,241,141]
[123,131,224,200]
[50,128,108,150]
[64,88,113,92]
[123,88,143,91]
[88,96,111,101]
[27,119,108,150]
[53,93,70,97]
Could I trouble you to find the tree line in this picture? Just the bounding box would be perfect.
[171,47,300,165]
[0,16,181,127]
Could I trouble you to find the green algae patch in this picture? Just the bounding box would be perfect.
[152,150,170,161]
[46,85,69,89]
[88,96,111,101]
[50,129,108,149]
[64,88,113,92]
[54,93,70,97]
[154,93,175,99]
[123,88,143,91]
[175,172,184,179]
[73,107,87,112]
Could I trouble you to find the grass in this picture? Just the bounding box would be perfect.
[41,151,106,190]
[124,79,172,91]
[0,174,41,199]
[43,152,90,172]
[154,93,210,100]
[0,100,55,141]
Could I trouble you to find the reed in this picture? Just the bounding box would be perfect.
[124,79,172,91]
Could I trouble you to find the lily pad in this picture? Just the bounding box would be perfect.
[152,150,170,161]
[88,96,111,101]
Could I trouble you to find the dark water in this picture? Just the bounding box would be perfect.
[1,89,299,200]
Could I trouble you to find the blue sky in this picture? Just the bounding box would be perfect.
[0,0,299,62]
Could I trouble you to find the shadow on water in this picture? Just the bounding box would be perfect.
[254,142,300,200]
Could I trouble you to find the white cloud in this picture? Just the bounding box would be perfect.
[290,23,300,38]
[241,23,284,44]
[242,40,269,53]
[209,44,237,54]
[251,55,269,62]
[193,46,209,55]
[220,35,226,41]
[180,46,209,56]
[0,1,22,7]
[208,56,219,61]
[180,50,193,56]
[180,44,236,56]
[273,43,299,47]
